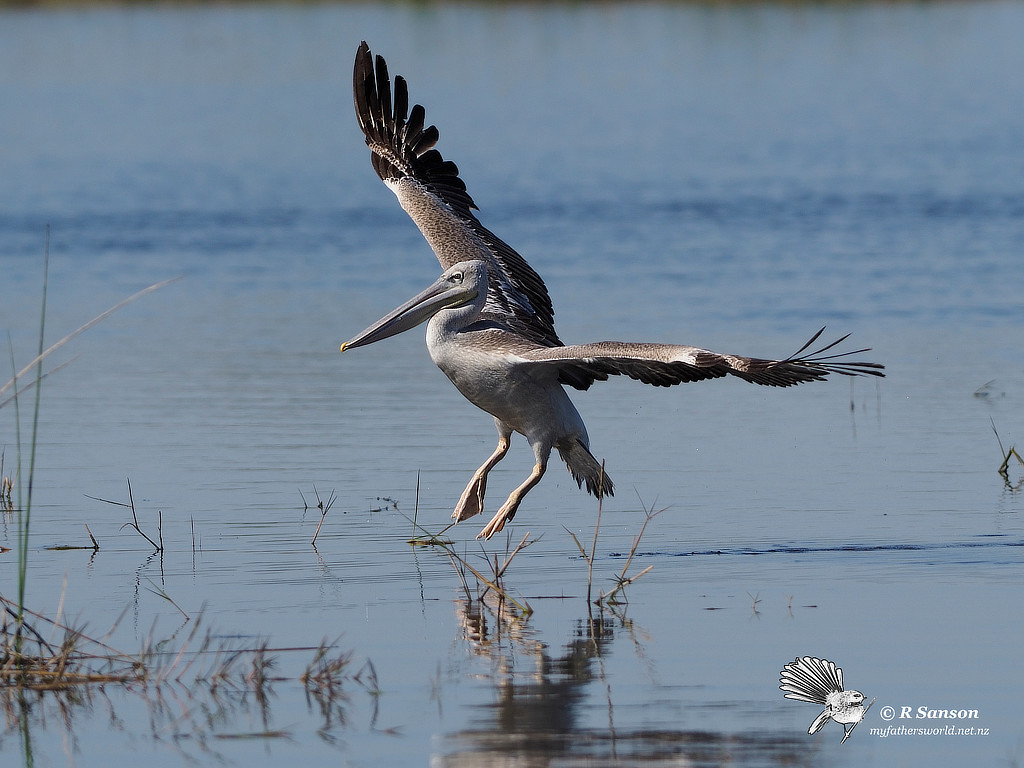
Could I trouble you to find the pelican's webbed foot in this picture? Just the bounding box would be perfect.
[453,475,487,522]
[452,432,511,524]
[477,500,519,540]
[476,460,546,540]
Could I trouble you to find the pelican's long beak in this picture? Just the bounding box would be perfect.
[341,275,476,352]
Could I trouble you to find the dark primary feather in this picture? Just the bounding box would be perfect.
[520,328,885,391]
[353,42,560,347]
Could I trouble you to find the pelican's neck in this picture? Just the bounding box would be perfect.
[426,301,480,345]
[425,288,487,369]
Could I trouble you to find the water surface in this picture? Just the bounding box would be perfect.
[1,2,1023,766]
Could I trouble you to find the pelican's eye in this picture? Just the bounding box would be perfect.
[450,271,464,283]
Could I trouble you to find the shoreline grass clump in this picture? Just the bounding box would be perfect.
[3,257,177,613]
[1,233,178,729]
[0,597,367,750]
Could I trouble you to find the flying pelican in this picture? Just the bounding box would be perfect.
[342,42,885,540]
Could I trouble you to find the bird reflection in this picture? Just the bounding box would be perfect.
[455,600,617,743]
[441,601,816,767]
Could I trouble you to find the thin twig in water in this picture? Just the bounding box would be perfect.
[991,419,1024,483]
[587,462,606,604]
[144,578,190,621]
[478,531,537,601]
[399,485,456,547]
[88,478,162,551]
[598,565,654,606]
[447,550,533,616]
[564,464,609,604]
[593,492,666,607]
[355,658,381,697]
[302,485,337,546]
[412,470,419,539]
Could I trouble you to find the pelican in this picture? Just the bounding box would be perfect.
[342,42,885,540]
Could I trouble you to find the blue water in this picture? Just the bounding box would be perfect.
[1,2,1023,767]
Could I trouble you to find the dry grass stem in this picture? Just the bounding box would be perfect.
[404,472,455,546]
[400,503,456,547]
[442,536,535,617]
[0,277,181,405]
[991,419,1024,487]
[143,578,190,621]
[446,548,474,603]
[593,505,665,606]
[87,478,162,551]
[302,485,338,546]
[451,555,513,607]
[478,531,537,602]
[568,490,665,607]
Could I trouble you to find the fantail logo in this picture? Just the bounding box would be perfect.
[780,655,876,744]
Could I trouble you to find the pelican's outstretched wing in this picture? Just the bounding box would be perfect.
[518,328,885,390]
[779,656,846,706]
[353,42,559,347]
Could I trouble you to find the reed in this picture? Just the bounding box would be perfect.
[1,449,12,513]
[0,275,181,406]
[389,464,657,613]
[144,578,190,621]
[991,419,1024,486]
[436,528,538,617]
[301,638,353,702]
[2,234,178,654]
[87,478,163,551]
[403,474,455,546]
[11,238,49,655]
[301,484,338,546]
[455,531,536,615]
[566,489,664,607]
[1,597,364,747]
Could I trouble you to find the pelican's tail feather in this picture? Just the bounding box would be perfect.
[558,439,614,499]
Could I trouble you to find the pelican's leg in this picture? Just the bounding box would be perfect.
[477,447,549,540]
[453,423,512,523]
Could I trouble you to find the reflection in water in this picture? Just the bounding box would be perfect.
[0,607,362,764]
[443,600,815,767]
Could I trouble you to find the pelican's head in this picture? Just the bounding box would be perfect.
[341,260,487,352]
